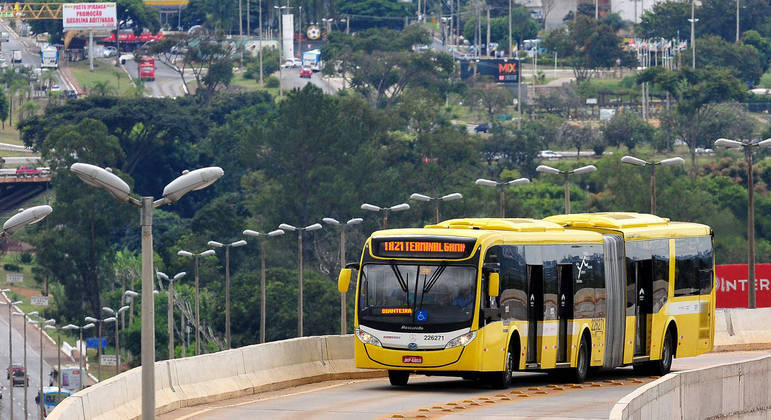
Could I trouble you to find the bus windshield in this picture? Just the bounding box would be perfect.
[359,263,476,328]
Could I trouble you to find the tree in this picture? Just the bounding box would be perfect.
[542,14,636,82]
[30,118,132,318]
[469,86,514,120]
[90,81,115,97]
[462,5,539,49]
[692,35,764,85]
[638,1,691,40]
[0,90,8,128]
[698,0,771,42]
[602,111,654,150]
[557,120,597,157]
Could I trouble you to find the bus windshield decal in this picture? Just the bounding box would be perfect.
[372,237,476,259]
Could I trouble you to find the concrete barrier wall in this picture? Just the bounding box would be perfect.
[714,308,771,351]
[47,335,380,420]
[609,354,771,419]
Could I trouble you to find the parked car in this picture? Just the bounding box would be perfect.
[695,147,714,154]
[63,89,78,99]
[16,165,42,176]
[299,66,312,78]
[538,150,561,159]
[474,123,489,133]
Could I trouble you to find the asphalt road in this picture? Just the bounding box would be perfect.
[162,350,770,420]
[0,305,55,420]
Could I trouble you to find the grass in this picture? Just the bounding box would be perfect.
[68,59,134,97]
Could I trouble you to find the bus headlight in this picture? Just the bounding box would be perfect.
[445,331,477,349]
[355,328,382,347]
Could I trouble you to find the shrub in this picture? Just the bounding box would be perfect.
[4,263,21,272]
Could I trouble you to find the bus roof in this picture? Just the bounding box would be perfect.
[544,212,711,239]
[43,386,71,394]
[370,218,604,245]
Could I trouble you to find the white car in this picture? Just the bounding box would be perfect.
[103,46,118,57]
[538,150,560,159]
[282,57,302,68]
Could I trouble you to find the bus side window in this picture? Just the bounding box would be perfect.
[500,245,527,321]
[674,238,699,296]
[698,237,714,295]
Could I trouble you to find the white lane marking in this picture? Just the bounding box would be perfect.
[173,379,374,419]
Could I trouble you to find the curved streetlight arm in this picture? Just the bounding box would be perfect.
[440,193,463,201]
[279,223,297,232]
[322,217,341,226]
[160,167,224,205]
[659,157,685,166]
[571,165,597,175]
[199,250,216,257]
[714,138,744,149]
[346,218,364,225]
[758,138,771,148]
[361,203,381,212]
[70,163,132,203]
[207,241,224,248]
[177,250,193,257]
[506,178,530,186]
[3,205,53,236]
[230,240,247,247]
[410,193,433,202]
[536,165,562,175]
[243,229,260,237]
[304,223,323,232]
[621,155,649,166]
[173,272,187,281]
[389,203,410,212]
[268,229,286,237]
[475,178,499,187]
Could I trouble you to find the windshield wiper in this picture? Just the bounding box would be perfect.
[389,263,410,304]
[415,264,447,313]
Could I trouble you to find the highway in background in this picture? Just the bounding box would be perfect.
[0,303,55,420]
[164,350,770,419]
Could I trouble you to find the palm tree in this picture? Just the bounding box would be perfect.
[7,78,26,126]
[19,100,38,123]
[40,70,57,99]
[90,80,114,96]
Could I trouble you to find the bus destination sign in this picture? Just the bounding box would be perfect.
[372,237,476,259]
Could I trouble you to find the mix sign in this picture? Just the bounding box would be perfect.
[62,3,116,30]
[715,264,771,308]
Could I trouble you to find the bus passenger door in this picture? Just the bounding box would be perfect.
[527,265,543,364]
[557,264,573,363]
[634,260,653,356]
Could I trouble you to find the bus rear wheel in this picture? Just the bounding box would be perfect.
[572,336,589,384]
[388,370,409,386]
[650,331,674,376]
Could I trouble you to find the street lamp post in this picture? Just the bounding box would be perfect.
[321,217,363,334]
[62,323,95,391]
[475,178,530,218]
[536,164,597,214]
[31,317,55,419]
[360,203,410,229]
[43,324,63,404]
[243,229,286,343]
[177,249,216,355]
[688,0,699,69]
[206,240,247,349]
[124,289,139,328]
[102,305,129,374]
[274,5,289,97]
[278,223,323,337]
[71,162,223,420]
[13,309,38,419]
[621,156,685,214]
[85,315,116,383]
[714,137,771,309]
[409,193,463,224]
[155,272,185,358]
[0,292,23,420]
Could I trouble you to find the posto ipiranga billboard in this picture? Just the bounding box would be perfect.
[63,3,117,31]
[459,58,519,83]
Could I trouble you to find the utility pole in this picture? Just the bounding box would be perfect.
[486,7,490,57]
[508,0,512,58]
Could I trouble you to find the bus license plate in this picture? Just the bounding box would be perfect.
[402,356,422,364]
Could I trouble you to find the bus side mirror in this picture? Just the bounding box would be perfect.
[338,268,352,293]
[488,272,500,297]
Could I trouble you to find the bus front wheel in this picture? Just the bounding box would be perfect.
[572,336,589,383]
[650,331,674,376]
[489,346,514,389]
[388,370,409,386]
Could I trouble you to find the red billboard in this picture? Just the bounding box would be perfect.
[715,264,771,308]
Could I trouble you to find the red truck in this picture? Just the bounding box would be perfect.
[138,56,155,81]
[16,165,41,177]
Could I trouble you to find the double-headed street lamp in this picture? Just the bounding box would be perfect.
[177,249,216,355]
[536,164,597,214]
[30,317,55,419]
[85,315,116,383]
[321,217,363,334]
[243,229,286,343]
[207,240,247,349]
[62,322,95,391]
[71,162,223,420]
[279,223,323,337]
[0,291,23,420]
[361,203,410,229]
[714,137,771,309]
[155,272,185,358]
[102,305,130,374]
[409,193,463,223]
[475,178,530,218]
[621,156,685,214]
[12,309,38,419]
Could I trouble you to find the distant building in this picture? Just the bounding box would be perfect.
[538,0,656,29]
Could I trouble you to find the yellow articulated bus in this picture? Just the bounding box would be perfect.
[337,212,715,388]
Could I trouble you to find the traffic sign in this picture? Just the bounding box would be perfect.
[30,295,49,306]
[100,354,117,366]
